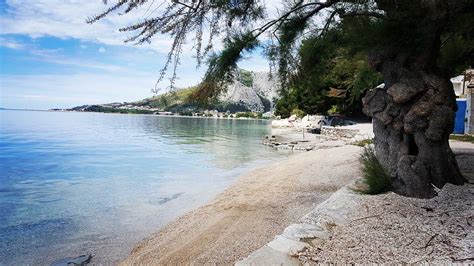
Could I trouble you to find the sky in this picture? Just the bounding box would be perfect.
[0,0,277,110]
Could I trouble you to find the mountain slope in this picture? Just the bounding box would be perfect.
[220,70,279,112]
[71,69,279,114]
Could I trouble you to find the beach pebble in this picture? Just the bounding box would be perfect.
[51,254,92,266]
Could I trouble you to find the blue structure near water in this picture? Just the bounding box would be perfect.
[454,99,467,134]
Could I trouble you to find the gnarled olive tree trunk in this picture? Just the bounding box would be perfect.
[363,54,465,198]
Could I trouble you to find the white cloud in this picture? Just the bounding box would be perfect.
[0,0,293,110]
[263,0,285,19]
[0,35,142,73]
[1,72,158,109]
[238,56,271,72]
[0,68,204,109]
[26,46,127,72]
[0,36,25,49]
[1,0,288,54]
[0,0,186,54]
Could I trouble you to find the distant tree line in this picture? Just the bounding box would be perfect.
[84,105,153,114]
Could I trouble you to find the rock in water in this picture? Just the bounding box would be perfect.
[51,254,92,266]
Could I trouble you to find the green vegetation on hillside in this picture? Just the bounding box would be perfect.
[138,86,198,110]
[239,69,254,87]
[290,108,305,118]
[235,112,263,119]
[130,86,253,114]
[84,105,154,114]
[71,69,275,116]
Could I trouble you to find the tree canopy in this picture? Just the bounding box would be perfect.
[275,19,382,118]
[89,0,472,94]
[90,0,473,198]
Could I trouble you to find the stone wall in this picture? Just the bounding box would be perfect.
[321,126,359,139]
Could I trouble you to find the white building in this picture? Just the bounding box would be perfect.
[451,75,468,96]
[452,69,474,134]
[468,92,473,134]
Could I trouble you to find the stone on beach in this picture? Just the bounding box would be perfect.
[51,254,92,266]
[264,122,374,151]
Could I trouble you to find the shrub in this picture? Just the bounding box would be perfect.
[352,138,374,147]
[291,108,306,118]
[236,112,257,118]
[359,145,391,195]
[179,111,193,116]
[328,104,343,115]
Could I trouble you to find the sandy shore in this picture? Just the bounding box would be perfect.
[123,145,363,264]
[122,126,473,265]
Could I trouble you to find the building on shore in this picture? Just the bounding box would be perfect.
[451,69,474,135]
[466,70,474,135]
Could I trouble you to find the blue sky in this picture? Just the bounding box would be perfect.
[0,0,273,109]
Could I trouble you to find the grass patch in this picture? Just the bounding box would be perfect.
[450,134,474,143]
[359,145,392,195]
[352,138,374,147]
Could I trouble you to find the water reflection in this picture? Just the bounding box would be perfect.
[0,110,284,265]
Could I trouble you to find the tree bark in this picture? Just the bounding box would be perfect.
[363,54,465,198]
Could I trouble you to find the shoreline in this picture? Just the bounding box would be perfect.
[0,109,284,265]
[9,109,273,121]
[122,144,363,264]
[120,129,474,264]
[241,139,474,264]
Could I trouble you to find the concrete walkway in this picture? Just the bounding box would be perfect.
[236,185,360,265]
[237,140,474,265]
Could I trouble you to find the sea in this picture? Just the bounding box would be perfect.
[0,110,285,265]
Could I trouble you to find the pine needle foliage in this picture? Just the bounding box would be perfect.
[359,145,391,195]
[88,0,473,98]
[88,0,264,92]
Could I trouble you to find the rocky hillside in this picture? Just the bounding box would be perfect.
[70,69,279,114]
[219,69,279,112]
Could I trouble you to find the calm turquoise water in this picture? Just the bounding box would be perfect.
[0,110,284,265]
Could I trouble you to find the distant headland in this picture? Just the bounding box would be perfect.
[60,69,279,119]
